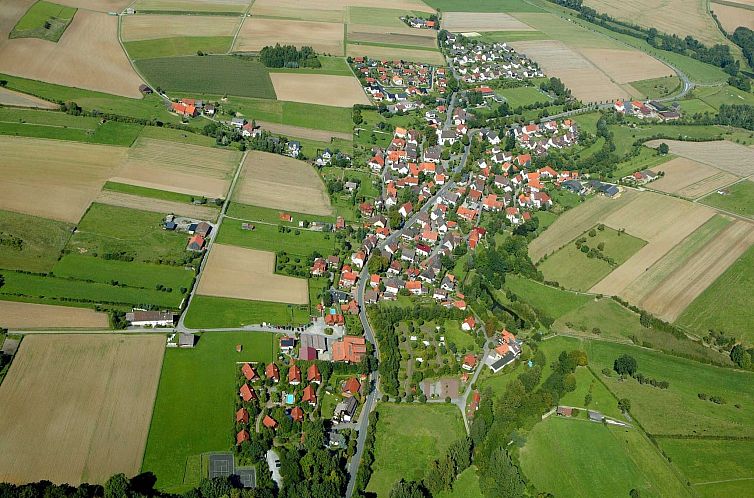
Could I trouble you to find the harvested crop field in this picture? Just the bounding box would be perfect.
[251,0,433,20]
[590,192,716,296]
[509,40,626,103]
[650,157,740,199]
[94,190,220,220]
[121,14,240,42]
[110,137,241,199]
[348,25,438,49]
[580,48,672,84]
[270,73,370,107]
[235,151,332,216]
[0,334,164,485]
[346,44,446,64]
[646,139,754,177]
[442,12,534,32]
[0,136,124,223]
[712,2,754,32]
[234,18,344,55]
[196,244,308,304]
[638,220,754,321]
[54,0,131,11]
[0,87,57,109]
[0,301,109,329]
[0,7,144,98]
[257,120,352,141]
[133,0,250,12]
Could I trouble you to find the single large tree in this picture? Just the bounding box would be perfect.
[614,354,638,376]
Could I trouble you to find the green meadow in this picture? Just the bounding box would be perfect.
[183,295,311,329]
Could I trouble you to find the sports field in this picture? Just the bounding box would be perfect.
[366,403,465,498]
[142,332,278,492]
[121,14,240,41]
[0,300,109,329]
[196,244,309,304]
[650,157,740,200]
[234,151,332,216]
[0,334,164,484]
[269,73,370,107]
[234,18,344,55]
[645,139,754,177]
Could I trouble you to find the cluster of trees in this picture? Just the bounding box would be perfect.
[385,437,472,497]
[0,232,23,251]
[540,77,571,99]
[259,45,321,68]
[716,104,754,130]
[732,27,754,68]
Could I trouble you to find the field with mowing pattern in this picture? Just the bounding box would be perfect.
[10,1,76,42]
[234,18,344,55]
[121,14,240,41]
[0,301,109,329]
[700,180,754,219]
[0,209,72,272]
[650,157,740,200]
[269,73,370,108]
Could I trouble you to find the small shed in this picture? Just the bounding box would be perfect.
[1,338,20,356]
[178,333,195,348]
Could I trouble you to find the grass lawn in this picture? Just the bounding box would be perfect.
[519,416,690,498]
[435,466,483,498]
[676,244,754,344]
[68,203,191,265]
[320,390,340,419]
[321,167,380,198]
[366,403,465,497]
[309,277,329,309]
[52,254,195,292]
[693,84,754,110]
[629,75,681,99]
[103,181,200,205]
[226,202,335,225]
[216,220,337,256]
[183,295,311,328]
[142,332,279,492]
[497,86,552,107]
[699,180,754,219]
[268,55,353,76]
[538,226,647,291]
[10,0,76,42]
[443,319,477,351]
[678,98,717,115]
[533,210,557,230]
[557,366,623,420]
[504,274,592,321]
[0,209,72,272]
[125,36,233,59]
[136,55,276,100]
[612,148,674,179]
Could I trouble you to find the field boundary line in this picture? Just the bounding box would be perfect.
[695,477,754,485]
[229,0,254,54]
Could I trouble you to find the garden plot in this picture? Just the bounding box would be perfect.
[234,151,332,216]
[0,136,125,223]
[0,7,144,98]
[442,12,535,32]
[580,48,673,84]
[196,244,308,304]
[509,40,627,103]
[646,139,754,177]
[0,87,58,109]
[649,157,740,199]
[269,73,370,107]
[110,137,241,199]
[0,334,164,485]
[94,190,220,221]
[0,301,109,329]
[121,14,240,42]
[234,18,344,55]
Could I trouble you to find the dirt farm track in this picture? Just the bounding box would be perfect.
[0,334,164,485]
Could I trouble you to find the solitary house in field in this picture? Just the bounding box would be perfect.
[125,311,176,327]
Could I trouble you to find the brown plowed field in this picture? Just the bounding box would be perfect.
[121,14,241,42]
[0,87,58,109]
[234,151,332,216]
[639,220,754,321]
[196,244,308,304]
[0,334,164,485]
[0,7,144,98]
[442,12,535,32]
[0,136,125,223]
[95,190,220,221]
[110,137,241,199]
[0,301,109,329]
[650,157,740,199]
[270,73,370,107]
[234,18,344,55]
[645,139,754,177]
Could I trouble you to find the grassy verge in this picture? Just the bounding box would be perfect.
[103,181,200,205]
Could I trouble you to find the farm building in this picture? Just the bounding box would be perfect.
[178,333,195,348]
[125,311,176,327]
[332,336,367,363]
[557,406,573,417]
[187,234,205,251]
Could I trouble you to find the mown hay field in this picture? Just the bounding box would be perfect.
[0,136,125,223]
[0,209,72,272]
[0,301,109,329]
[580,48,672,84]
[0,87,58,108]
[0,334,164,484]
[712,2,754,32]
[133,0,250,12]
[234,18,344,55]
[269,73,370,108]
[251,0,433,21]
[111,137,241,200]
[645,139,754,177]
[0,5,144,98]
[649,157,740,199]
[196,244,308,304]
[121,14,241,42]
[234,151,332,216]
[442,11,534,32]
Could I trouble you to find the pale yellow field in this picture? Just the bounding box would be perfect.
[0,334,164,485]
[645,139,754,177]
[196,244,309,304]
[235,151,332,216]
[234,18,344,55]
[95,190,220,220]
[509,40,628,103]
[55,0,131,10]
[121,14,241,42]
[0,301,109,329]
[0,5,144,98]
[712,2,754,32]
[0,87,58,109]
[133,0,251,12]
[270,73,370,107]
[110,137,241,200]
[583,0,727,46]
[0,136,125,223]
[442,12,535,32]
[650,157,740,199]
[257,120,352,141]
[580,48,673,84]
[251,0,434,20]
[347,44,446,65]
